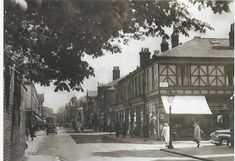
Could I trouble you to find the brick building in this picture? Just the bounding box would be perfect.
[97,66,125,131]
[4,66,27,161]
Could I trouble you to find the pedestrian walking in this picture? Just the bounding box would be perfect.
[26,128,29,141]
[108,123,113,135]
[115,123,120,138]
[161,123,170,147]
[149,115,155,138]
[122,121,128,138]
[192,122,204,147]
[30,126,35,141]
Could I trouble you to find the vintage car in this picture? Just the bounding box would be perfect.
[46,117,57,135]
[210,129,231,146]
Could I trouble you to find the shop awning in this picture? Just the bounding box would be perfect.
[161,96,212,114]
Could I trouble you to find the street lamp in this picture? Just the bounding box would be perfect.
[167,95,175,149]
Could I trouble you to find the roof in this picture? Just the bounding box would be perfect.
[104,75,126,87]
[157,38,233,58]
[107,86,115,90]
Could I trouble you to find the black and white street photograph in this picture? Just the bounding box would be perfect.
[3,0,234,161]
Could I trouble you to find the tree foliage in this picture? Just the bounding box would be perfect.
[4,0,231,92]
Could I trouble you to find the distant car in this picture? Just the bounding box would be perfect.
[210,129,231,146]
[46,117,57,135]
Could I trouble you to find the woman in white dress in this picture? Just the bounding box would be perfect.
[161,123,170,147]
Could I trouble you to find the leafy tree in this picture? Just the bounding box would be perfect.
[4,0,231,92]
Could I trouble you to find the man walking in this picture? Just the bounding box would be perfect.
[193,122,203,147]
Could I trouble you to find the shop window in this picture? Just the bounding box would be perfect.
[216,114,229,129]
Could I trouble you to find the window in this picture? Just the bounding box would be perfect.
[146,70,149,91]
[152,66,154,89]
[135,77,138,96]
[208,65,226,86]
[138,75,141,94]
[159,64,177,86]
[191,65,212,86]
[177,65,189,86]
[225,65,234,86]
[132,79,134,97]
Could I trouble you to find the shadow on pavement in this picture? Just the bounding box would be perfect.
[93,149,180,158]
[70,135,129,144]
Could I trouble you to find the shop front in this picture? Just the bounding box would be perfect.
[159,96,213,140]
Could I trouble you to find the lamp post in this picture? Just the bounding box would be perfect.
[167,95,175,149]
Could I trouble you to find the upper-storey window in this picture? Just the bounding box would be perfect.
[152,66,155,89]
[225,65,234,86]
[142,72,145,92]
[132,79,134,97]
[138,75,141,95]
[154,64,158,89]
[135,77,138,96]
[177,65,190,86]
[148,68,152,91]
[146,69,149,91]
[190,65,227,87]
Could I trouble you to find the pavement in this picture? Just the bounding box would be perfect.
[23,128,234,161]
[25,130,45,155]
[24,130,60,161]
[160,146,234,161]
[108,135,234,160]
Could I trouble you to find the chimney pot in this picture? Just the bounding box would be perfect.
[113,66,120,81]
[139,48,151,67]
[229,23,234,48]
[161,36,169,52]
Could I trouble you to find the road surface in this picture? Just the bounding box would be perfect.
[25,128,234,161]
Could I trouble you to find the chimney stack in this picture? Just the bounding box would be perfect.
[113,66,120,81]
[229,23,234,48]
[171,27,179,48]
[139,48,151,67]
[161,36,169,52]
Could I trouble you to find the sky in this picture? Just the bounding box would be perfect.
[35,2,234,113]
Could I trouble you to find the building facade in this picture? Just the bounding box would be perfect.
[97,66,125,132]
[4,66,27,161]
[24,81,42,131]
[111,25,234,139]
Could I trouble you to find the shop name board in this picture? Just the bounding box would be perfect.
[159,82,168,87]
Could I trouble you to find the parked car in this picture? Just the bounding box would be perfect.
[210,129,231,146]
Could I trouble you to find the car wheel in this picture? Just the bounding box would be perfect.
[215,143,220,146]
[220,139,229,145]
